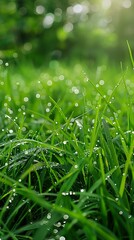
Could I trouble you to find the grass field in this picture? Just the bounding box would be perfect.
[0,59,134,239]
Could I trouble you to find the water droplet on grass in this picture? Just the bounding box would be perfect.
[47,80,52,86]
[80,189,85,192]
[75,102,79,107]
[36,93,40,98]
[9,129,13,134]
[47,102,52,107]
[8,108,13,114]
[119,211,123,215]
[62,192,67,196]
[47,213,51,219]
[24,97,29,102]
[72,86,79,94]
[63,214,69,220]
[55,222,61,227]
[60,237,65,240]
[22,127,26,132]
[46,108,50,112]
[99,79,105,86]
[59,75,64,80]
[4,103,7,107]
[53,229,58,234]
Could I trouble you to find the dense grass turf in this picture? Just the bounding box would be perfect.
[0,60,134,239]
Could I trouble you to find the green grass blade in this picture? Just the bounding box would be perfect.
[119,137,134,198]
[126,40,134,68]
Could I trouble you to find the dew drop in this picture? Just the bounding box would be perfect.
[46,108,50,112]
[55,222,61,227]
[22,127,26,132]
[59,75,64,81]
[36,93,40,98]
[60,237,65,240]
[75,102,79,107]
[80,189,85,192]
[53,229,58,234]
[72,86,79,94]
[62,192,66,196]
[47,213,51,219]
[7,96,11,102]
[47,102,52,107]
[47,80,52,86]
[63,214,69,220]
[24,97,29,102]
[8,108,13,114]
[9,129,13,134]
[99,79,105,85]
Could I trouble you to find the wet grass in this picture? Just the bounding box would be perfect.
[0,60,134,240]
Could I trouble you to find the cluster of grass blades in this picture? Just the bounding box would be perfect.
[0,58,134,239]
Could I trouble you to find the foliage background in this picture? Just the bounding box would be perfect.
[0,0,134,63]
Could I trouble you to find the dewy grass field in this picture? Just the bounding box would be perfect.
[0,59,134,240]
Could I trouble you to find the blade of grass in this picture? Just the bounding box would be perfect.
[119,137,134,198]
[126,40,134,68]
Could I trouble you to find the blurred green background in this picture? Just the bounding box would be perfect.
[0,0,134,64]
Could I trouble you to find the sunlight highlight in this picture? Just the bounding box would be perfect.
[102,0,111,9]
[122,0,131,8]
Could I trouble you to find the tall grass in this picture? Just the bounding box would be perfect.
[0,59,134,239]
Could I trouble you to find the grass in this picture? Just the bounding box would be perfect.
[0,59,134,239]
